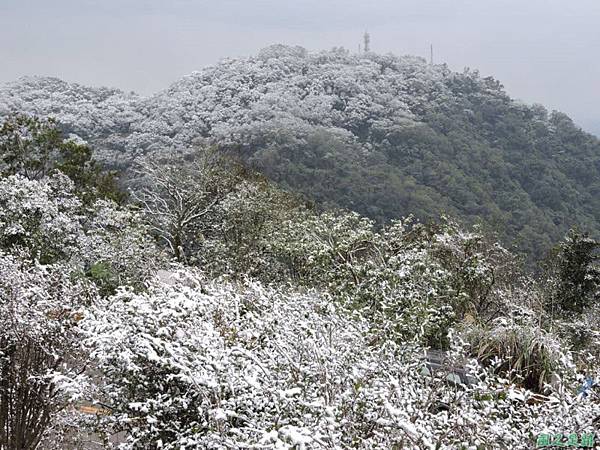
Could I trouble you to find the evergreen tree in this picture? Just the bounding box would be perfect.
[546,229,600,313]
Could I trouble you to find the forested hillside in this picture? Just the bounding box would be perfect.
[1,116,600,449]
[2,45,600,260]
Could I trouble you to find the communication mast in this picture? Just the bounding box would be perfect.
[430,44,434,65]
[363,31,370,53]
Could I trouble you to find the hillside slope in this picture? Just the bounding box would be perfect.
[2,45,600,260]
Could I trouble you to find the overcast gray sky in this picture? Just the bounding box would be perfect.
[1,0,599,133]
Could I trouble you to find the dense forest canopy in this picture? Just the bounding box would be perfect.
[1,92,600,447]
[2,45,600,262]
[0,45,600,259]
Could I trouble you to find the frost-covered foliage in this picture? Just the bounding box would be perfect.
[3,47,600,261]
[0,77,141,162]
[130,148,305,276]
[131,149,242,263]
[0,252,96,449]
[543,229,600,314]
[0,173,83,263]
[82,199,164,295]
[465,319,573,391]
[82,269,600,449]
[0,173,161,292]
[200,178,301,277]
[2,48,600,448]
[267,213,509,348]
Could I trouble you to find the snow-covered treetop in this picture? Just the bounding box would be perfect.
[1,45,594,264]
[0,45,509,161]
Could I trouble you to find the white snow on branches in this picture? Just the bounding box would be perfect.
[81,269,600,449]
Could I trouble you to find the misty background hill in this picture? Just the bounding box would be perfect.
[2,44,600,261]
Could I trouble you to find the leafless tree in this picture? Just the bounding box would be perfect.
[132,148,243,262]
[0,258,93,450]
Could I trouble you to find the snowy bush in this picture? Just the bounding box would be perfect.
[0,173,83,263]
[82,199,163,295]
[82,269,600,449]
[0,173,162,294]
[0,252,96,449]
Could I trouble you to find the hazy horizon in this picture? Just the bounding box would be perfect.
[1,0,599,134]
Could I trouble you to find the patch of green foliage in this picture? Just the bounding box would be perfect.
[544,229,600,314]
[0,114,125,204]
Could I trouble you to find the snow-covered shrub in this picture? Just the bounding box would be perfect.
[425,219,515,318]
[82,199,163,295]
[0,173,162,294]
[543,229,600,314]
[0,173,83,263]
[270,213,507,348]
[85,270,380,448]
[465,318,574,392]
[0,252,96,449]
[81,269,600,449]
[269,210,379,289]
[200,179,301,278]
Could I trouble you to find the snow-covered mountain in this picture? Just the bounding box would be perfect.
[3,44,600,260]
[0,45,462,160]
